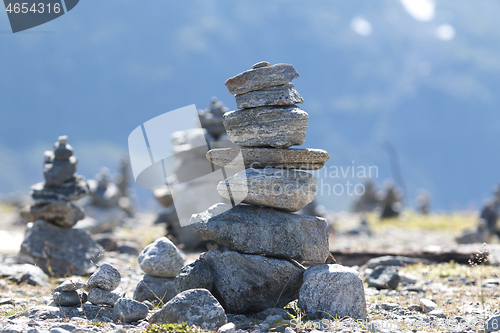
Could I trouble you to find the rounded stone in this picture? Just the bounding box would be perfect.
[86,263,121,291]
[53,291,87,307]
[138,237,185,278]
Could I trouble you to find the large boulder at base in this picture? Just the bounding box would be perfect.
[149,289,227,330]
[18,220,103,277]
[202,249,304,313]
[133,274,177,304]
[298,264,367,319]
[192,204,329,263]
[138,237,185,278]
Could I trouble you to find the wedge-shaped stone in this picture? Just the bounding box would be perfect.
[191,203,329,263]
[223,106,308,148]
[217,168,316,212]
[207,147,329,170]
[225,63,299,95]
[202,249,304,313]
[235,83,303,109]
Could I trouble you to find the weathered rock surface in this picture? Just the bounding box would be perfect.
[52,291,87,307]
[88,288,124,306]
[366,266,400,290]
[217,168,317,212]
[133,274,177,304]
[0,263,48,286]
[202,249,304,313]
[223,106,308,148]
[113,298,149,323]
[18,220,103,277]
[31,176,89,203]
[235,83,303,109]
[138,237,185,278]
[53,278,86,292]
[149,289,227,330]
[175,258,214,293]
[298,264,367,319]
[86,263,121,291]
[207,147,329,170]
[225,63,299,95]
[192,204,329,263]
[20,201,84,227]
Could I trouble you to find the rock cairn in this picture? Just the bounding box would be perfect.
[18,136,103,277]
[133,237,185,305]
[174,62,366,318]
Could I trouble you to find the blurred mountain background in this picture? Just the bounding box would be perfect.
[1,0,499,211]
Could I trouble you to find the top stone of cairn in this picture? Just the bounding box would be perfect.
[225,62,300,95]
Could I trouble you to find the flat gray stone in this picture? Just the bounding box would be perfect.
[362,255,431,269]
[149,289,227,330]
[53,278,87,292]
[298,264,367,319]
[192,204,329,263]
[133,274,177,305]
[18,220,103,277]
[88,287,124,306]
[202,249,304,313]
[138,237,185,278]
[31,175,89,203]
[175,258,213,293]
[366,266,400,290]
[207,147,329,170]
[113,298,149,323]
[223,105,308,148]
[52,291,87,307]
[235,83,303,109]
[217,168,317,212]
[86,263,121,291]
[0,263,48,286]
[20,201,84,227]
[225,63,299,95]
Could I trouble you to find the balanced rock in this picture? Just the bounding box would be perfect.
[223,105,308,148]
[175,258,214,293]
[298,265,367,319]
[20,201,84,227]
[225,63,299,95]
[52,291,87,307]
[138,237,185,278]
[192,204,329,263]
[88,287,124,306]
[18,220,103,276]
[86,263,121,291]
[217,168,317,212]
[31,175,89,203]
[53,278,87,292]
[235,83,303,109]
[113,298,149,323]
[133,274,177,304]
[207,147,329,170]
[201,249,304,313]
[149,289,227,330]
[43,136,77,187]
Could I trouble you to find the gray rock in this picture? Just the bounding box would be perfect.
[143,300,154,310]
[252,61,271,69]
[52,291,87,307]
[175,258,213,293]
[235,83,303,109]
[223,106,308,148]
[366,266,400,290]
[22,304,114,321]
[298,264,367,319]
[217,168,317,212]
[381,303,399,311]
[133,274,177,304]
[18,220,103,277]
[419,298,439,313]
[207,147,329,170]
[53,278,87,292]
[149,289,227,330]
[153,186,173,208]
[487,315,500,332]
[88,288,124,306]
[225,63,299,95]
[192,204,328,263]
[31,175,89,203]
[0,263,48,286]
[20,201,85,227]
[43,155,77,187]
[217,323,236,333]
[362,255,431,269]
[86,263,121,291]
[53,136,73,160]
[0,325,23,333]
[138,237,185,278]
[202,249,304,313]
[113,298,149,323]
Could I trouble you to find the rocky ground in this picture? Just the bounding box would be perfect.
[1,206,499,333]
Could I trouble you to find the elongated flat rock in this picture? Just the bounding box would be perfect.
[207,147,329,170]
[217,168,316,212]
[225,63,300,95]
[191,203,329,263]
[235,83,303,109]
[223,105,308,148]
